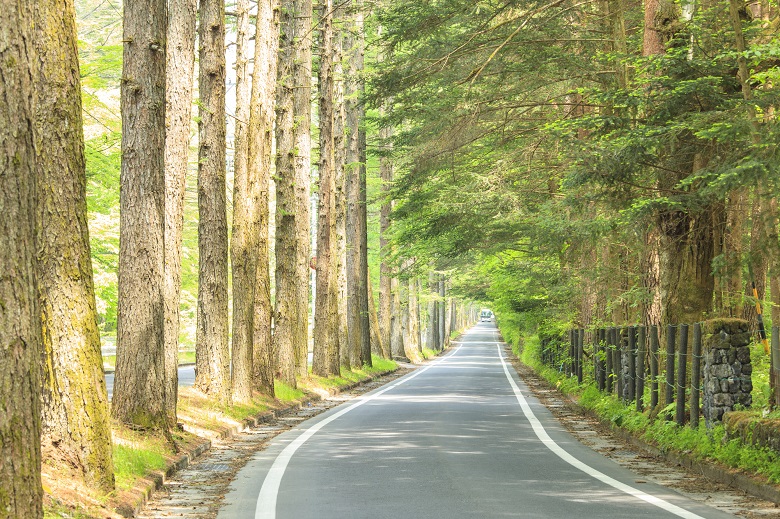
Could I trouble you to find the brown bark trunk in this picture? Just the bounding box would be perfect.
[643,0,665,56]
[358,121,372,367]
[390,277,405,358]
[247,0,280,397]
[230,0,255,404]
[113,0,169,429]
[195,0,230,404]
[725,190,747,317]
[408,276,422,355]
[368,275,385,359]
[164,0,197,425]
[0,2,43,514]
[313,0,337,377]
[274,0,299,387]
[33,0,114,491]
[379,106,393,357]
[293,0,313,379]
[333,10,350,371]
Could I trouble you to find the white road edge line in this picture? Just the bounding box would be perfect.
[254,345,461,519]
[496,344,705,519]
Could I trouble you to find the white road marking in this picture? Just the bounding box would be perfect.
[495,344,706,519]
[254,346,461,519]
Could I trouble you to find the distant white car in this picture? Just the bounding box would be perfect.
[480,311,493,322]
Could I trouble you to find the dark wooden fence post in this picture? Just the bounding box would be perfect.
[636,326,646,412]
[627,326,636,403]
[606,327,614,393]
[577,328,584,384]
[676,324,689,426]
[650,325,659,409]
[616,328,625,400]
[665,324,676,417]
[772,326,780,408]
[690,323,702,428]
[597,329,606,391]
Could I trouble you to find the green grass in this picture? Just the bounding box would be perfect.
[274,381,306,402]
[421,348,437,359]
[112,442,167,491]
[103,350,197,370]
[308,355,398,390]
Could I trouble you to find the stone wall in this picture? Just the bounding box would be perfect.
[702,319,752,423]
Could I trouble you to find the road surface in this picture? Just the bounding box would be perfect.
[217,323,737,519]
[105,365,195,399]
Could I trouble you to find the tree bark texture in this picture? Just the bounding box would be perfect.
[356,19,371,367]
[333,12,350,371]
[33,0,114,491]
[368,276,385,358]
[0,2,43,514]
[164,0,197,425]
[293,0,313,379]
[275,0,299,387]
[408,276,422,355]
[231,0,256,403]
[378,108,393,358]
[390,278,405,359]
[426,271,438,350]
[249,0,280,397]
[438,278,446,348]
[113,0,169,429]
[313,0,340,377]
[196,0,230,404]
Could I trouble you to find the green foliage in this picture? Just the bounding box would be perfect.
[274,381,306,403]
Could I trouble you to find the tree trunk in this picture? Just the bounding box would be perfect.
[247,0,280,397]
[293,0,313,379]
[368,275,385,358]
[33,0,114,491]
[438,277,446,348]
[0,3,43,514]
[313,0,338,377]
[274,0,299,387]
[195,0,230,404]
[113,0,169,429]
[379,113,392,355]
[333,9,350,371]
[230,0,255,404]
[358,123,372,367]
[164,0,197,425]
[426,271,438,351]
[408,276,421,355]
[390,277,405,358]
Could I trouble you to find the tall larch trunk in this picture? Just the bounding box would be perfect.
[333,10,350,371]
[426,271,438,351]
[408,276,422,355]
[0,2,43,515]
[438,277,446,348]
[293,0,313,378]
[164,0,197,425]
[274,0,299,387]
[368,276,385,357]
[390,277,405,358]
[113,0,169,429]
[195,0,230,404]
[313,0,339,377]
[356,11,371,367]
[231,0,255,404]
[33,0,114,491]
[378,105,393,357]
[344,2,364,367]
[249,0,281,397]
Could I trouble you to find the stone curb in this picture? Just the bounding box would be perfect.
[516,357,780,505]
[117,367,400,518]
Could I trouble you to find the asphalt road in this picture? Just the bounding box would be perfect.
[217,323,738,519]
[104,365,195,399]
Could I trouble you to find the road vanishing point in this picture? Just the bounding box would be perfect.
[217,323,738,519]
